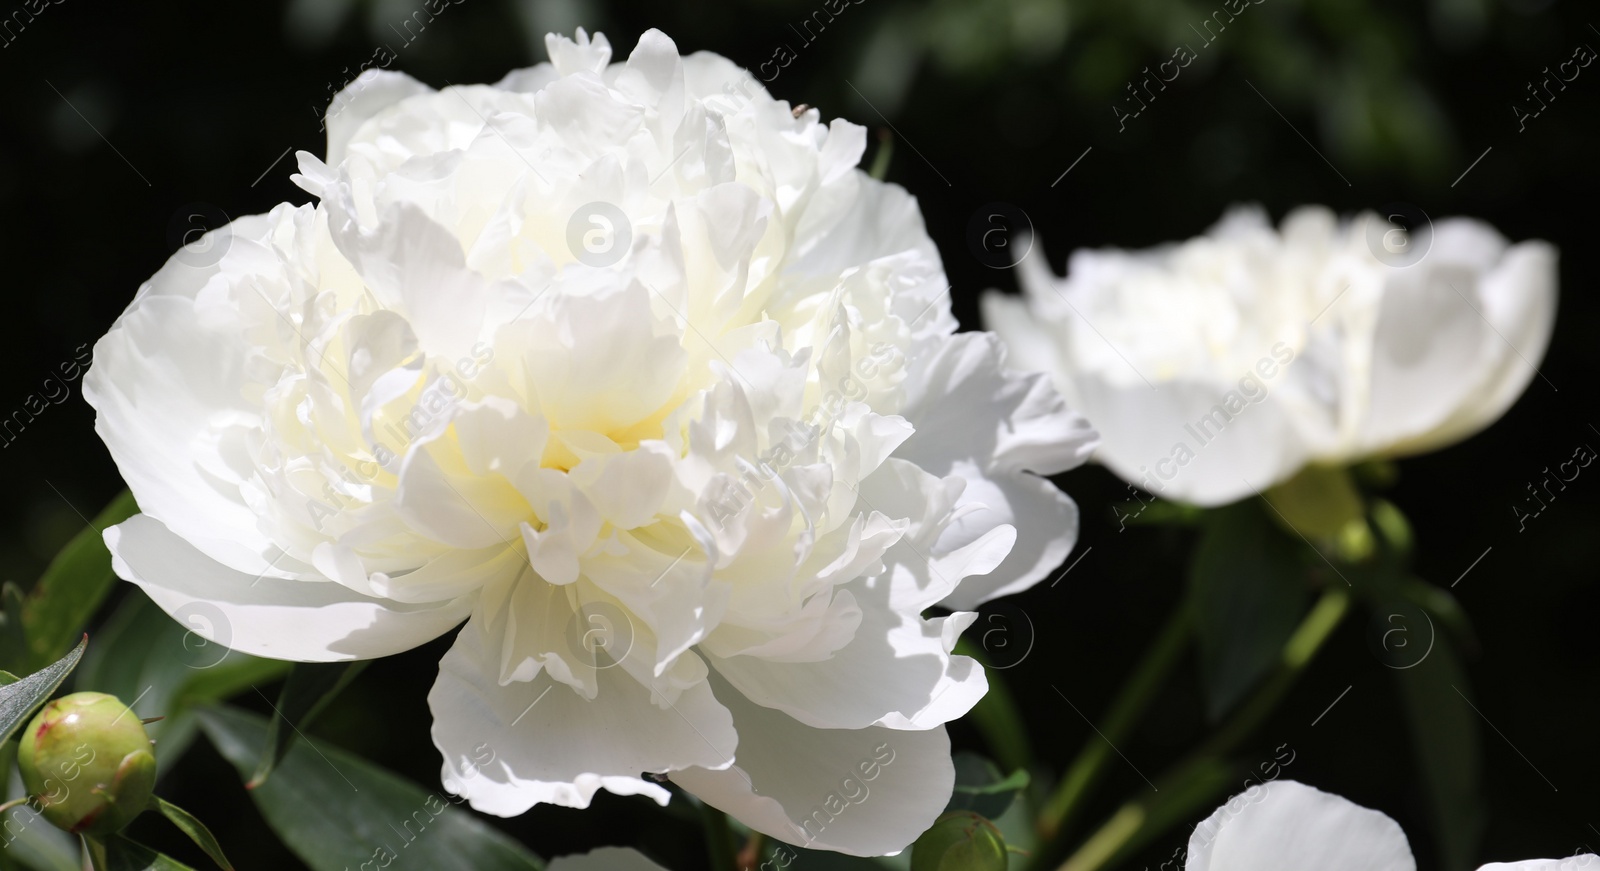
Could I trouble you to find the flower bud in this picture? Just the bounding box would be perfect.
[910,810,1008,871]
[17,692,157,835]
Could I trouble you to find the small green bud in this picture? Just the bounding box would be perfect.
[17,692,157,835]
[911,810,1008,871]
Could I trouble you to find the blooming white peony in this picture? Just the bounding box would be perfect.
[84,28,1094,856]
[984,206,1556,507]
[1188,780,1595,871]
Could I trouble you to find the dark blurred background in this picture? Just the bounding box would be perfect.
[0,0,1595,868]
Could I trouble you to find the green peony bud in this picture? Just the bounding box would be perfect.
[910,810,1009,871]
[17,692,157,835]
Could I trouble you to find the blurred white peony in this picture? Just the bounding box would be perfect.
[1188,780,1595,871]
[984,206,1556,507]
[84,28,1094,856]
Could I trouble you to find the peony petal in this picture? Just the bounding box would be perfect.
[671,673,955,857]
[1076,371,1309,507]
[85,210,315,580]
[106,514,470,662]
[897,330,1097,479]
[897,332,1094,603]
[704,568,985,731]
[324,70,434,167]
[980,291,1063,383]
[1477,858,1600,871]
[936,464,1078,608]
[1186,780,1415,871]
[1355,228,1503,454]
[1387,235,1557,457]
[428,612,737,816]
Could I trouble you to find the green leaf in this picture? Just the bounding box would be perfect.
[196,706,545,871]
[1392,633,1483,871]
[0,811,79,871]
[947,752,1030,820]
[248,661,369,789]
[0,584,29,675]
[155,799,232,871]
[75,590,290,776]
[0,636,85,746]
[88,835,199,871]
[23,490,138,671]
[1402,579,1478,654]
[1189,502,1312,720]
[0,740,78,871]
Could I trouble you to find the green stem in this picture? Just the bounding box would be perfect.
[1037,604,1192,843]
[699,802,738,871]
[1051,587,1350,871]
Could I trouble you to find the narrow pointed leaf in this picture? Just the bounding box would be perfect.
[155,799,233,871]
[197,706,545,871]
[96,836,200,871]
[0,757,77,871]
[948,752,1031,819]
[248,661,368,789]
[0,583,29,674]
[0,734,75,871]
[1189,502,1312,719]
[23,490,138,670]
[1393,633,1483,871]
[0,636,86,745]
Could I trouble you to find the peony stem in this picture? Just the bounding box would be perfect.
[699,802,739,871]
[1036,603,1193,843]
[1049,587,1350,871]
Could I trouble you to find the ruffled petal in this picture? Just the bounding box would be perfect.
[1385,233,1557,457]
[672,674,954,857]
[85,211,307,580]
[1477,858,1600,871]
[1186,780,1414,871]
[897,332,1094,603]
[428,612,736,816]
[324,70,434,167]
[106,514,469,662]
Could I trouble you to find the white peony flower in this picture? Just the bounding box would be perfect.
[1188,780,1595,871]
[84,28,1094,856]
[984,205,1556,507]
